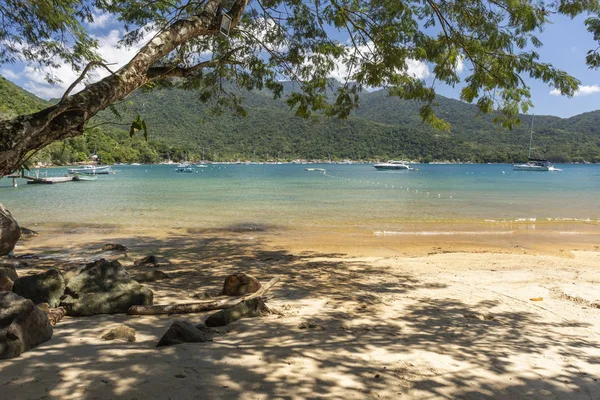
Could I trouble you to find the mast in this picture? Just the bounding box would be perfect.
[528,114,535,159]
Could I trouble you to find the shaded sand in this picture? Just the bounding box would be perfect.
[2,230,600,399]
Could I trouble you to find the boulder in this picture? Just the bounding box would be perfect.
[204,297,266,327]
[0,275,13,292]
[60,259,153,316]
[222,273,261,296]
[102,325,136,342]
[0,265,18,281]
[12,269,66,308]
[0,204,20,256]
[156,320,216,347]
[134,270,170,283]
[102,243,128,251]
[20,227,39,237]
[0,292,53,359]
[0,257,27,270]
[134,255,159,268]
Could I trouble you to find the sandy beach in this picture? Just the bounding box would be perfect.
[2,228,600,399]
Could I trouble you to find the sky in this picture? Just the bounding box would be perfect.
[0,8,598,118]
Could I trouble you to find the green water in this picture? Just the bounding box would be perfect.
[1,164,599,234]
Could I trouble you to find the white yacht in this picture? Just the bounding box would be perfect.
[175,162,194,173]
[513,115,562,172]
[513,158,562,172]
[67,165,112,175]
[374,160,413,170]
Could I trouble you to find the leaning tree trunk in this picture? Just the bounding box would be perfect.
[0,0,248,178]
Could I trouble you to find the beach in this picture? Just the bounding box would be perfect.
[2,226,600,399]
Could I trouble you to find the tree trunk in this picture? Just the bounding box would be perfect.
[127,277,280,315]
[0,0,229,178]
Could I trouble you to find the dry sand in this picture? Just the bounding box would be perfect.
[2,229,600,399]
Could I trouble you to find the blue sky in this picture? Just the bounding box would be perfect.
[0,8,598,118]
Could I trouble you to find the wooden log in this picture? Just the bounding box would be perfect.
[127,277,280,316]
[48,307,66,325]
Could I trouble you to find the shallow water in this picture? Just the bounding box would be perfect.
[1,164,599,237]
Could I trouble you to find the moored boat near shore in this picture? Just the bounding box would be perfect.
[67,165,112,175]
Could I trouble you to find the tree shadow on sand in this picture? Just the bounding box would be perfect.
[2,226,599,399]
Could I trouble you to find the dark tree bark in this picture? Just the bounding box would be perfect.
[0,0,248,178]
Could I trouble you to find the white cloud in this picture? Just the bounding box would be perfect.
[455,56,465,74]
[550,84,600,97]
[0,68,21,80]
[88,10,113,29]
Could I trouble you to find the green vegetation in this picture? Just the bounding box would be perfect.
[2,77,600,164]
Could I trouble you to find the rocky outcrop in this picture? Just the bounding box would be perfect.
[156,320,216,347]
[222,273,261,296]
[0,292,53,359]
[0,265,18,281]
[60,259,153,316]
[102,325,136,342]
[102,243,127,251]
[204,297,266,327]
[134,255,159,268]
[0,204,20,256]
[0,275,13,292]
[12,269,66,308]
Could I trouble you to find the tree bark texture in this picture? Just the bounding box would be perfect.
[0,0,249,177]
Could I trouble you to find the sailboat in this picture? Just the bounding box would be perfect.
[512,115,562,172]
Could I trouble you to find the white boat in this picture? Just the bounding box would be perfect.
[196,164,208,168]
[513,115,562,172]
[305,168,326,172]
[67,165,112,175]
[130,163,141,166]
[513,159,562,171]
[72,173,98,181]
[374,160,413,170]
[175,162,194,173]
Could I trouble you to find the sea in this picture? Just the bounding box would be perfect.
[1,164,599,244]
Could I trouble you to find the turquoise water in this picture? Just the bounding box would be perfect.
[1,164,599,234]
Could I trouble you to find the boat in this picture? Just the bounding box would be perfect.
[72,173,97,181]
[175,162,194,173]
[305,168,326,172]
[373,160,414,170]
[67,165,112,175]
[196,164,208,168]
[130,163,141,166]
[513,115,562,172]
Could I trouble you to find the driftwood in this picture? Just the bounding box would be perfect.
[127,277,280,316]
[48,307,66,325]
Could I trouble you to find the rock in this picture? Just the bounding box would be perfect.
[0,257,27,270]
[20,227,39,237]
[102,243,128,251]
[36,302,51,313]
[101,325,136,342]
[134,270,170,283]
[60,259,153,316]
[0,275,13,292]
[156,320,216,347]
[12,269,66,308]
[0,204,20,257]
[204,297,266,327]
[0,265,18,281]
[134,255,159,268]
[0,292,53,359]
[298,322,326,331]
[222,273,261,296]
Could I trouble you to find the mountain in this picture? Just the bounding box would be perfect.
[0,76,49,120]
[2,75,600,164]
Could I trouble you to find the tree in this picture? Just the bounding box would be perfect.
[0,0,599,178]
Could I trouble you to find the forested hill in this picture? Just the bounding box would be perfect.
[2,75,600,164]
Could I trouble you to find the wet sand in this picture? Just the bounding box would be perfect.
[2,227,600,399]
